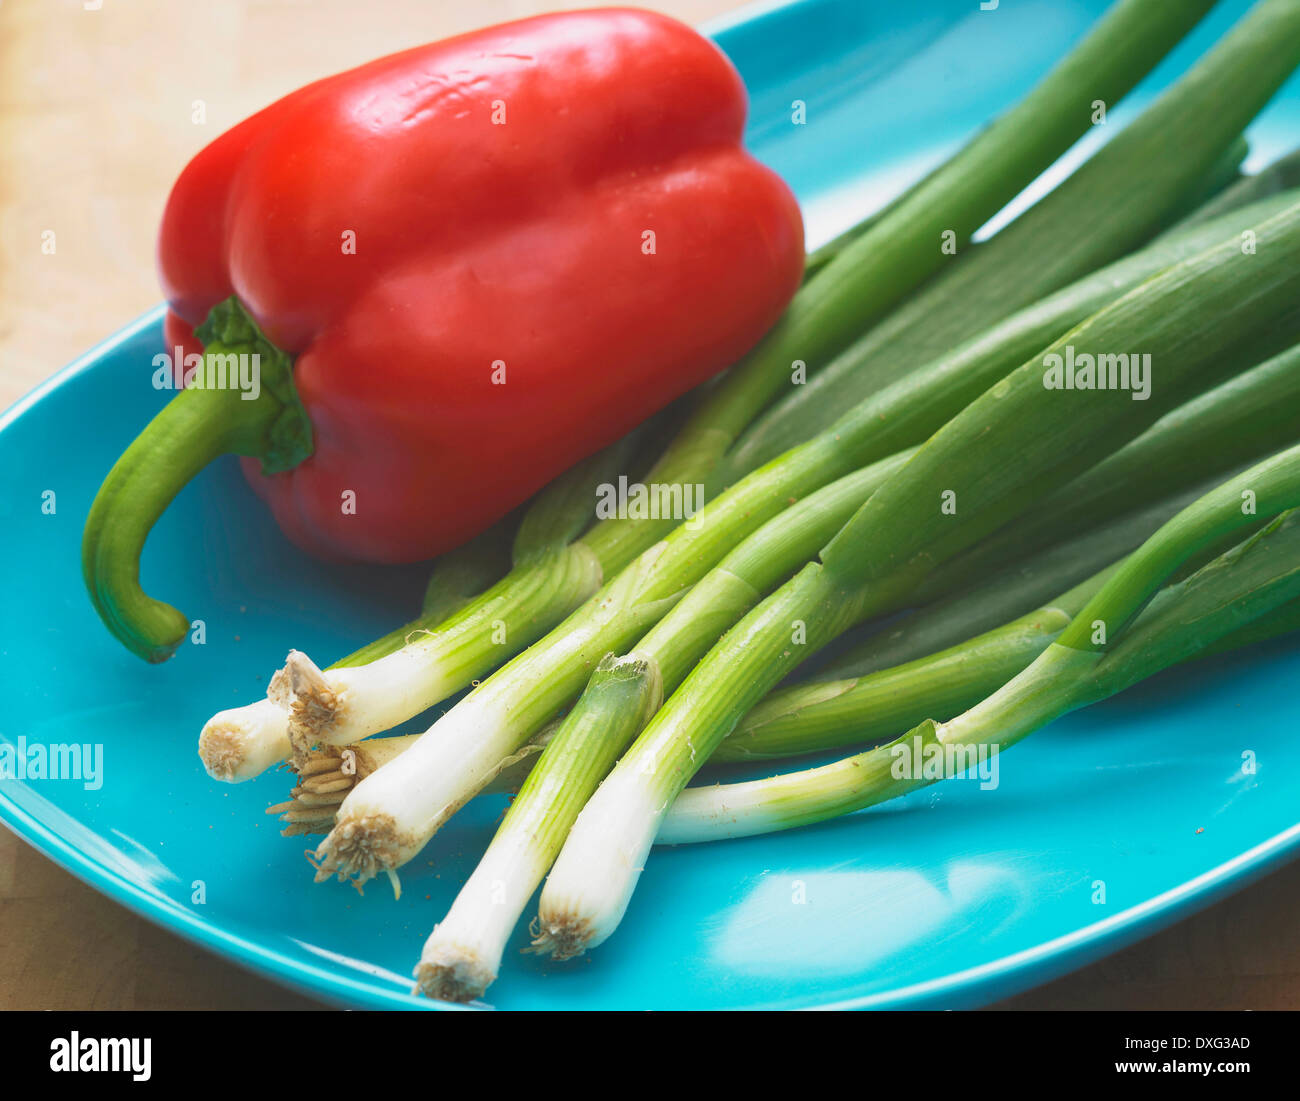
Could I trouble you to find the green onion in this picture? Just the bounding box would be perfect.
[727,0,1300,473]
[660,455,1300,843]
[532,199,1300,959]
[1169,144,1300,230]
[413,653,661,1003]
[333,512,520,670]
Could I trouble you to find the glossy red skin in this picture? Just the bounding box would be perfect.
[157,8,803,563]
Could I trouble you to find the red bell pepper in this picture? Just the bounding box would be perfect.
[82,8,804,662]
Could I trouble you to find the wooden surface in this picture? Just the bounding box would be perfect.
[2,0,1297,1012]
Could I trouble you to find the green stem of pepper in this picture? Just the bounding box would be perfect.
[81,297,311,662]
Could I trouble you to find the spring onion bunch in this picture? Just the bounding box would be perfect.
[411,335,1300,995]
[531,199,1300,960]
[391,454,1300,997]
[291,490,1298,1002]
[272,443,1285,838]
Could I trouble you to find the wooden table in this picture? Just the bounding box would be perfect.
[2,0,1297,1012]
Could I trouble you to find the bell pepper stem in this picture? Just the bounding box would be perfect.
[82,298,312,662]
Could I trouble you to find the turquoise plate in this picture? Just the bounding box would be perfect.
[2,0,1298,1010]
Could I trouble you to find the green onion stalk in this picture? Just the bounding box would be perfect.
[309,191,1300,889]
[725,0,1300,474]
[1155,134,1252,229]
[195,0,1222,782]
[660,457,1300,844]
[1169,144,1300,231]
[409,451,913,1000]
[530,202,1300,960]
[412,653,662,1001]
